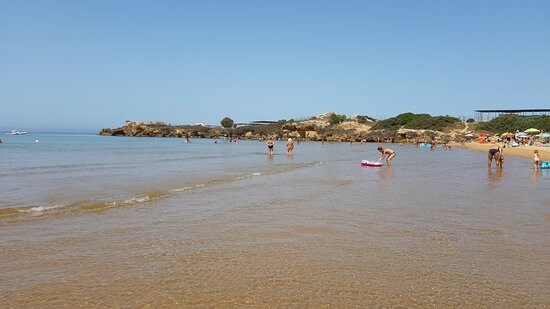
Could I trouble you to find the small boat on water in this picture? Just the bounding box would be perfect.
[6,130,27,135]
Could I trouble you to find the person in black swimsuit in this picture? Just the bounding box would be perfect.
[266,138,274,155]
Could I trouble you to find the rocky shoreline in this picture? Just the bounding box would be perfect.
[100,113,469,143]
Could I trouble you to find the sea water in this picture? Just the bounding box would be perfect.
[1,133,548,306]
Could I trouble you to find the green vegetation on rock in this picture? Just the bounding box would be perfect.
[328,113,347,125]
[356,115,376,124]
[371,113,460,131]
[220,117,234,128]
[475,114,550,134]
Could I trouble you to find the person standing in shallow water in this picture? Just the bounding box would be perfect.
[533,150,541,170]
[488,146,503,168]
[287,138,294,155]
[266,138,274,155]
[377,146,396,166]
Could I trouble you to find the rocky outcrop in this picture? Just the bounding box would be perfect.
[100,121,222,138]
[100,114,467,143]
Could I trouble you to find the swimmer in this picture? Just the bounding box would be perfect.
[266,138,274,155]
[533,150,541,170]
[488,146,501,168]
[377,146,396,166]
[287,138,294,155]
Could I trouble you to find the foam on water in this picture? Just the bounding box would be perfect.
[0,161,322,220]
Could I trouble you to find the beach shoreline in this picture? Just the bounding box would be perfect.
[452,142,549,160]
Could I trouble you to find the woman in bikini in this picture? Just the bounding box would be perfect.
[377,146,396,166]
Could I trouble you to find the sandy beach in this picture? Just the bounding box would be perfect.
[454,142,550,160]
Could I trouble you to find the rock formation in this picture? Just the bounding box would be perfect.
[100,113,467,143]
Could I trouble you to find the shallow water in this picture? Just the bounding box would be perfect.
[1,134,549,307]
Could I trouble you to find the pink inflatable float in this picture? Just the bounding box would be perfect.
[361,160,382,167]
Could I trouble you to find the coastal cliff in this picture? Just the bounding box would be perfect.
[100,113,468,143]
[100,121,223,139]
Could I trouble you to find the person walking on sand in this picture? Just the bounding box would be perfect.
[533,150,541,170]
[287,138,294,155]
[266,138,274,155]
[377,146,396,166]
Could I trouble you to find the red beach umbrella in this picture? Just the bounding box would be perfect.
[480,133,488,137]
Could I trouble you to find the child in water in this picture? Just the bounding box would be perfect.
[533,150,541,170]
[488,146,503,168]
[377,146,396,166]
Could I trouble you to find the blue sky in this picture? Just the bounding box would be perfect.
[1,0,549,131]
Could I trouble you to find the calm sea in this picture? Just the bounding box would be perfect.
[1,133,548,306]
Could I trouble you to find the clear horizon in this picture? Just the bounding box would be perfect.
[1,0,549,131]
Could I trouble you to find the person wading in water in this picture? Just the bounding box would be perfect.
[377,146,396,166]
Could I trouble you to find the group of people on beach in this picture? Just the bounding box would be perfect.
[487,146,543,170]
[265,138,396,166]
[192,135,543,170]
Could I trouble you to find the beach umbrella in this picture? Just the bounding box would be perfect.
[464,133,474,137]
[500,132,511,137]
[516,132,527,137]
[480,133,488,137]
[525,128,540,133]
[542,133,550,138]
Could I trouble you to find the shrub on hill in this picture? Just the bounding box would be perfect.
[220,117,234,128]
[328,113,347,125]
[356,115,377,124]
[371,113,460,131]
[475,114,550,134]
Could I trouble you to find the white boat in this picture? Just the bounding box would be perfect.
[6,130,27,135]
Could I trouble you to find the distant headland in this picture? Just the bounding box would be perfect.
[99,112,549,143]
